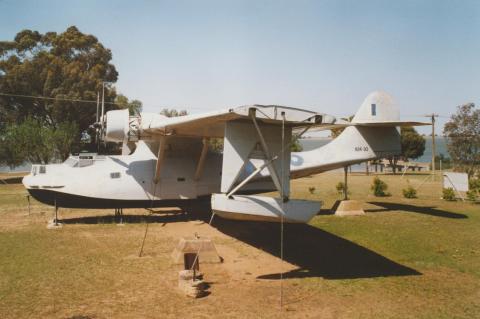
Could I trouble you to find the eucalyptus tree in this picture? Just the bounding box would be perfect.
[0,26,137,165]
[0,26,119,131]
[444,103,480,177]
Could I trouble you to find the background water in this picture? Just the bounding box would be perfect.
[0,137,449,173]
[299,136,448,172]
[0,163,31,173]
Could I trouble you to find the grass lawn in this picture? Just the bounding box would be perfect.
[0,171,479,318]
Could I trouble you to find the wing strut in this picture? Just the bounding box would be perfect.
[225,110,313,198]
[249,108,285,198]
[153,137,167,184]
[226,155,279,198]
[194,138,209,181]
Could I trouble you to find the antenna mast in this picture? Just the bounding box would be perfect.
[425,114,439,178]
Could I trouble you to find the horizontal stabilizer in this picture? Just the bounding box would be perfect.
[352,121,430,127]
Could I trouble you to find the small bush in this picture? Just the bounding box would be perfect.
[470,178,480,192]
[402,186,417,199]
[335,182,351,197]
[308,186,316,194]
[442,188,456,201]
[371,177,389,197]
[335,182,346,194]
[466,190,478,202]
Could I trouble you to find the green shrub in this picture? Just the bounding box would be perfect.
[371,177,390,197]
[402,186,417,198]
[335,182,346,194]
[442,188,456,201]
[308,186,316,194]
[466,190,478,202]
[470,178,480,192]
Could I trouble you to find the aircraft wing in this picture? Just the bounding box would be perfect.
[291,120,430,134]
[351,121,431,127]
[141,105,349,138]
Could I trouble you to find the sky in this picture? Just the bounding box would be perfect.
[1,0,479,134]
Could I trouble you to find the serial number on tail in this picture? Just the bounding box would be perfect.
[355,146,369,152]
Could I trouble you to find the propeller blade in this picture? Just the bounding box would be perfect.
[95,91,100,146]
[101,82,105,136]
[122,141,135,155]
[96,91,100,123]
[100,82,106,144]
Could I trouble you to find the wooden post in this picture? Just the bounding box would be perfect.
[54,198,58,226]
[425,114,438,180]
[431,114,436,180]
[26,195,31,215]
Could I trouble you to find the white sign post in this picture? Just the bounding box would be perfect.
[443,172,469,201]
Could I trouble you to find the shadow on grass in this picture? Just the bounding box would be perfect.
[367,201,468,219]
[59,201,420,280]
[59,199,213,224]
[211,218,421,280]
[317,208,334,215]
[0,176,23,184]
[60,209,190,224]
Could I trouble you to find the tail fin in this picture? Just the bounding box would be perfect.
[291,91,424,178]
[343,91,402,158]
[351,91,399,124]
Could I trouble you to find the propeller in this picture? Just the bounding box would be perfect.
[100,82,106,143]
[95,91,100,150]
[89,83,106,153]
[90,82,136,155]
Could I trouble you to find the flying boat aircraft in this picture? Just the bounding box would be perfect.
[22,91,428,223]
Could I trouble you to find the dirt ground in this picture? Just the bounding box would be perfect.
[0,172,479,318]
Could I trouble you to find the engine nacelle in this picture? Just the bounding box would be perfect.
[105,109,129,142]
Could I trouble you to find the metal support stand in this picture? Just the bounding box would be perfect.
[115,208,124,224]
[344,166,349,200]
[26,195,31,215]
[54,198,59,226]
[47,198,63,229]
[334,165,365,217]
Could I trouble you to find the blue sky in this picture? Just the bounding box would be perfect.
[1,0,479,134]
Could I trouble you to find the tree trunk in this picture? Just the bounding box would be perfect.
[388,157,398,174]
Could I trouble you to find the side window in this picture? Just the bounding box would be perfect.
[110,172,121,179]
[371,103,376,116]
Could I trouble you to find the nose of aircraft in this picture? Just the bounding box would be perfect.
[22,174,32,188]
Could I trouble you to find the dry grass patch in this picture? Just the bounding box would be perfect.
[0,171,479,318]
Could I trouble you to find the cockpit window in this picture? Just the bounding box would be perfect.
[64,153,103,168]
[78,158,94,167]
[31,165,46,175]
[64,157,78,167]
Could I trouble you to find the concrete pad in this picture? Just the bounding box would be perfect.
[333,200,365,216]
[178,270,207,298]
[171,237,222,264]
[47,220,63,229]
